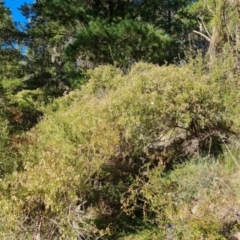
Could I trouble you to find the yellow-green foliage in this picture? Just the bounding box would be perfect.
[0,119,21,178]
[1,78,22,94]
[124,155,240,239]
[9,89,46,110]
[1,61,240,239]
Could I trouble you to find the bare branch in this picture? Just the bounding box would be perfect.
[193,30,211,42]
[198,17,211,38]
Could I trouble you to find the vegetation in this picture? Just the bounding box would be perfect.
[1,0,240,239]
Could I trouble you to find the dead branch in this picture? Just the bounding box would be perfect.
[193,30,211,42]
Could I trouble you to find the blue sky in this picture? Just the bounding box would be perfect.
[4,0,34,23]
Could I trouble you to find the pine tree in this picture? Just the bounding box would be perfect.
[20,0,196,71]
[0,0,25,79]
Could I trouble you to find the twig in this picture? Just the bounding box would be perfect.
[32,209,44,240]
[198,17,212,38]
[193,30,211,42]
[218,133,240,168]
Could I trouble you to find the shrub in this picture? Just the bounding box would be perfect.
[0,59,239,238]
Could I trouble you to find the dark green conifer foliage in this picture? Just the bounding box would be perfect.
[20,0,196,71]
[0,0,25,79]
[0,0,24,110]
